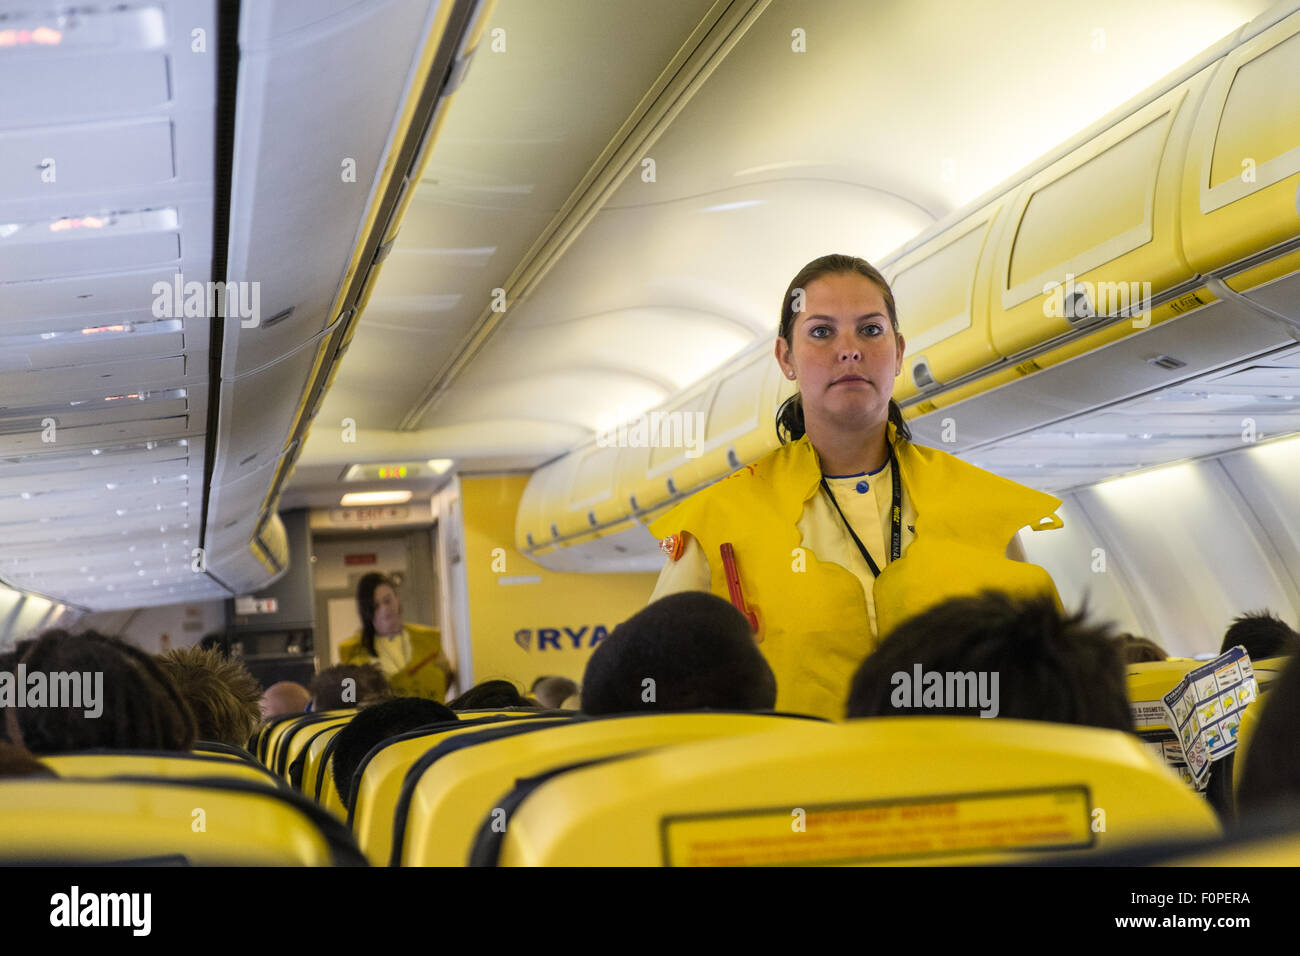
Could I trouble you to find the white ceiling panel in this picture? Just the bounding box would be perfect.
[0,0,225,610]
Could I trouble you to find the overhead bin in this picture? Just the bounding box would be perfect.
[989,72,1211,360]
[1181,9,1300,316]
[221,0,441,378]
[516,344,792,561]
[881,200,1010,402]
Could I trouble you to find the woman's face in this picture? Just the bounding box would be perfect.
[372,584,402,635]
[774,272,905,431]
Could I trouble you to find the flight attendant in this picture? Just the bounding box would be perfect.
[337,572,454,701]
[649,254,1065,720]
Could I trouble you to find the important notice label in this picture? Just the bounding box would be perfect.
[661,787,1093,866]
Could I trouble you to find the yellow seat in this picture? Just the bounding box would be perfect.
[477,717,1221,866]
[1231,656,1292,797]
[350,714,573,865]
[397,712,819,866]
[255,711,306,766]
[0,777,366,865]
[282,713,356,786]
[44,751,284,790]
[304,723,351,801]
[270,710,355,778]
[319,753,347,819]
[191,740,260,763]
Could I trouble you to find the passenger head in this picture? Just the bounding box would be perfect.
[581,592,777,715]
[846,592,1134,731]
[531,676,579,709]
[448,679,534,711]
[259,681,311,719]
[331,697,457,809]
[1220,610,1300,662]
[356,572,402,656]
[1113,633,1168,664]
[774,254,911,445]
[309,664,390,712]
[155,645,261,747]
[1236,653,1300,817]
[0,742,56,779]
[0,629,197,754]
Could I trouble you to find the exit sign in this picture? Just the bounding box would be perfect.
[345,553,378,566]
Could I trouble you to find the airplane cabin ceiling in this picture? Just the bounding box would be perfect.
[293,0,1280,507]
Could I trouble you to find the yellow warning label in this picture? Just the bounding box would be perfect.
[662,787,1092,866]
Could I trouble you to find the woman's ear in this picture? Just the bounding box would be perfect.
[774,337,794,380]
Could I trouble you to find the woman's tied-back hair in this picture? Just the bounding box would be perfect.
[356,572,398,658]
[775,253,913,445]
[155,645,262,747]
[2,629,197,754]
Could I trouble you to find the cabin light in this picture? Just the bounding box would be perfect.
[340,490,412,506]
[91,449,101,455]
[0,26,63,47]
[49,216,105,232]
[699,200,765,213]
[20,492,30,499]
[426,459,453,474]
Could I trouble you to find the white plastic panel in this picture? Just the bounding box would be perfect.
[0,53,170,126]
[221,0,439,375]
[1073,458,1299,655]
[211,336,324,488]
[0,120,175,201]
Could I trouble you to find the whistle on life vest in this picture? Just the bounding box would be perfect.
[719,542,761,640]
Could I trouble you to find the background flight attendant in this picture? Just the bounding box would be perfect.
[338,572,454,702]
[649,254,1064,720]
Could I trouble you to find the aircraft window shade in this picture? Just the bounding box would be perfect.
[892,224,987,354]
[1008,117,1168,291]
[1208,30,1300,188]
[0,776,367,866]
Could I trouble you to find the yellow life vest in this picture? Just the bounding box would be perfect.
[647,425,1064,720]
[337,623,447,702]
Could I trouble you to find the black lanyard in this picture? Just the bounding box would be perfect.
[819,444,902,579]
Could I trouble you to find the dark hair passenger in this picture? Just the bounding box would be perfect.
[846,591,1133,732]
[580,592,777,715]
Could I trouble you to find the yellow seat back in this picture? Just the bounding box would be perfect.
[0,777,366,865]
[283,713,355,786]
[192,741,260,763]
[44,751,283,790]
[1231,656,1292,795]
[398,712,818,866]
[256,711,307,766]
[319,753,347,819]
[304,723,350,801]
[351,714,572,865]
[481,717,1221,866]
[270,710,355,777]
